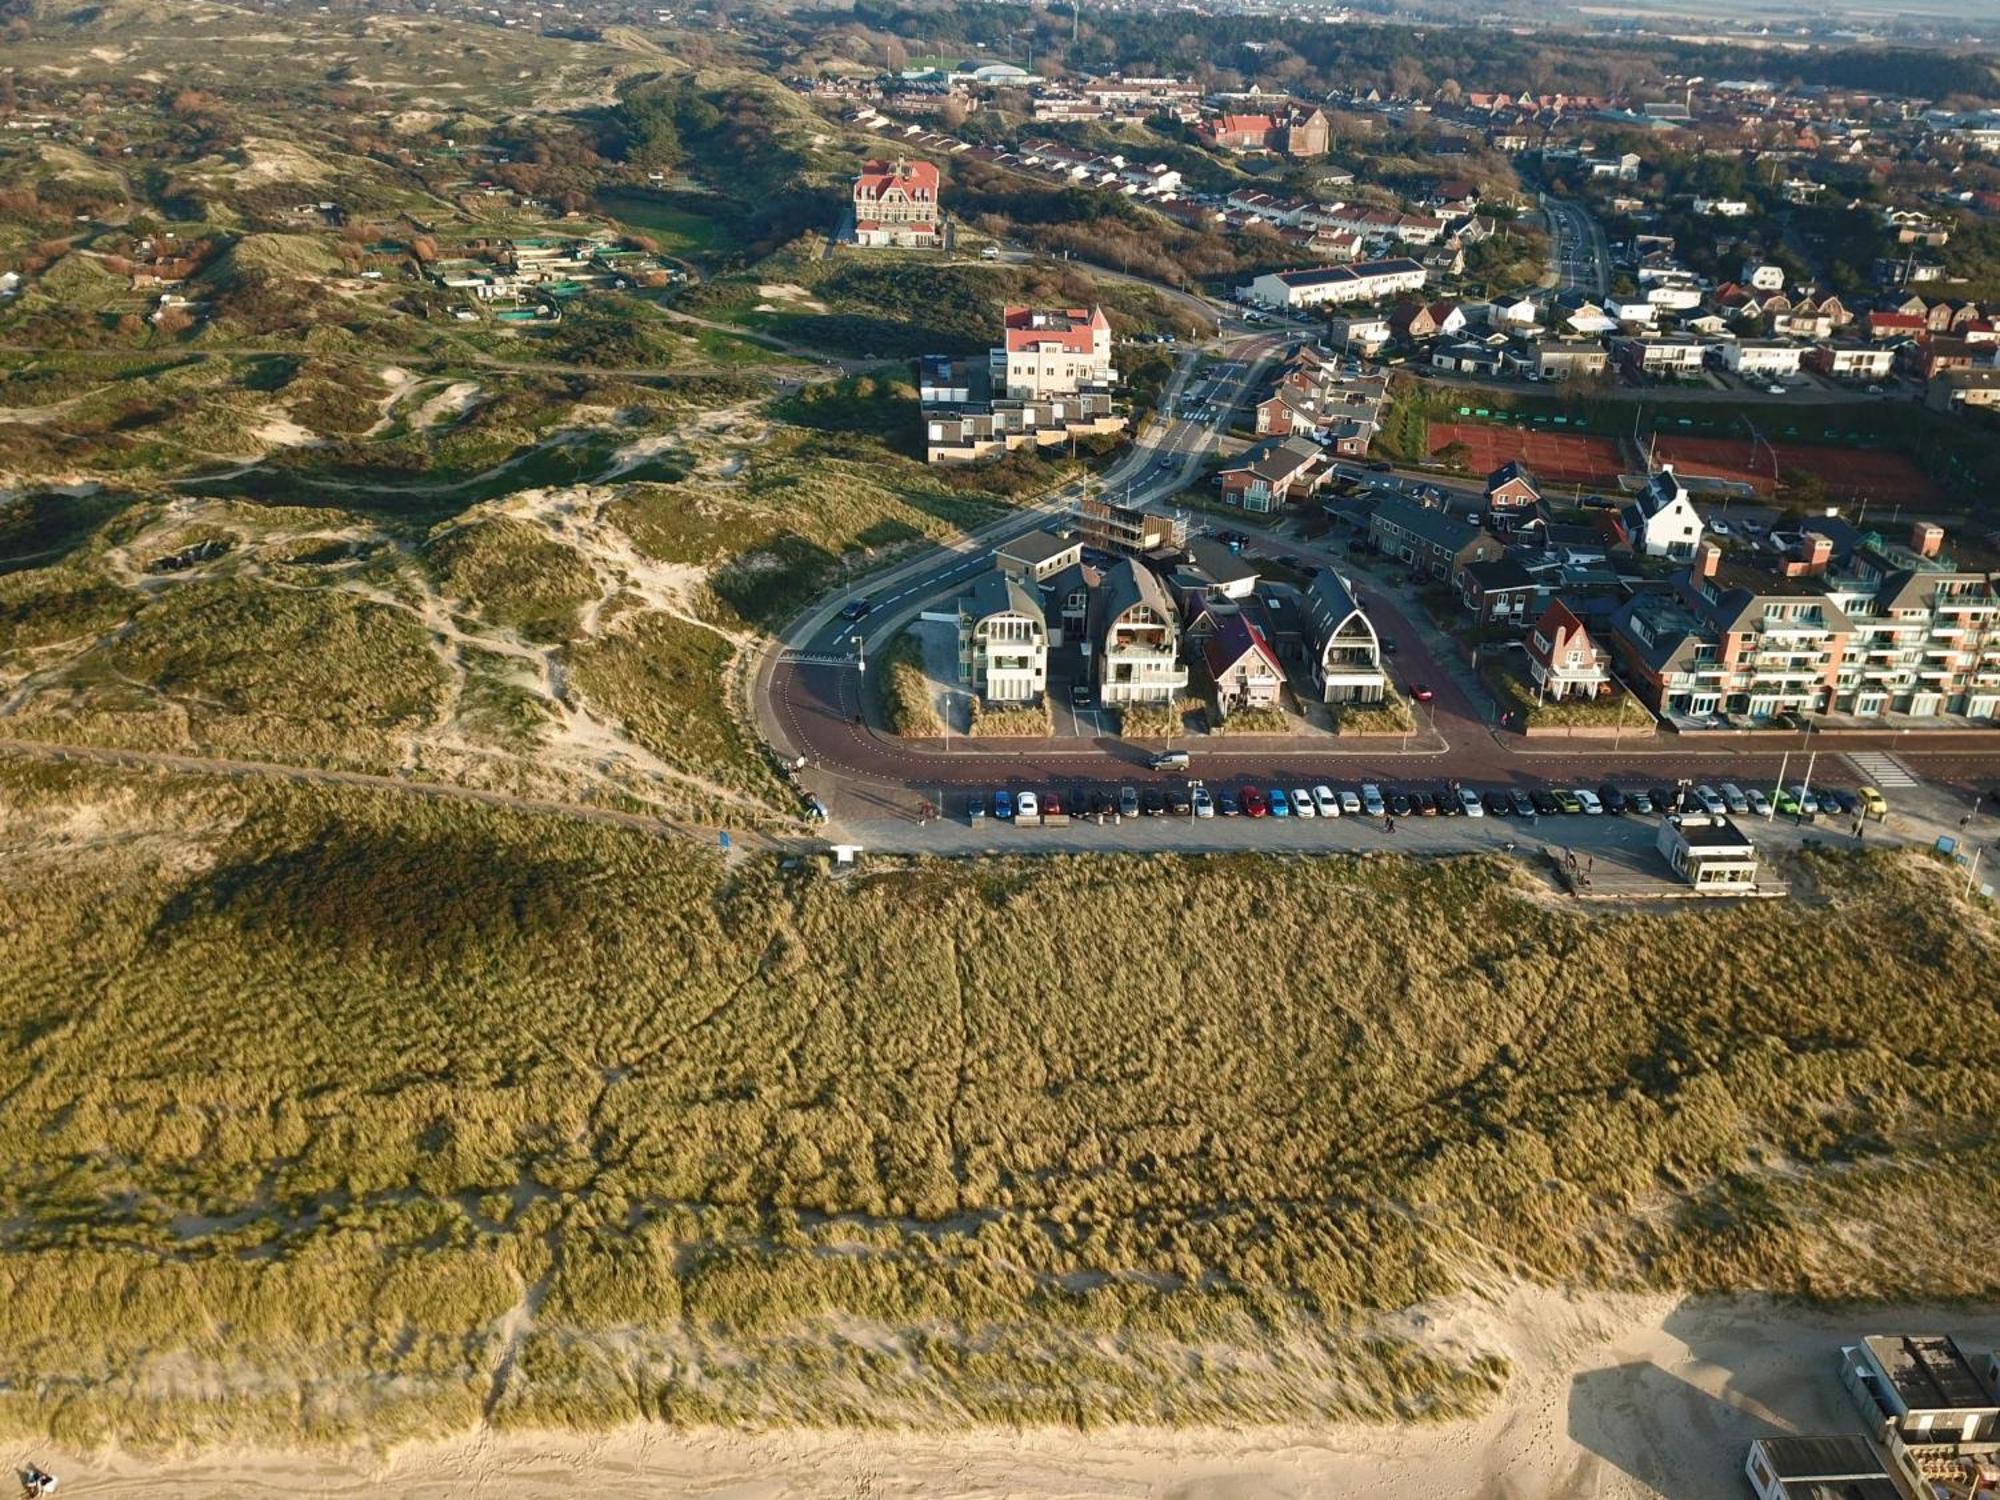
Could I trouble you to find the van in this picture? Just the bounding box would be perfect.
[1150,750,1190,771]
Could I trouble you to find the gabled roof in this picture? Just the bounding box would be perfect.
[996,528,1077,568]
[1371,494,1483,553]
[1461,554,1537,592]
[1305,568,1374,644]
[1222,434,1322,484]
[1487,459,1540,494]
[1201,613,1283,681]
[963,566,1045,627]
[1094,557,1177,634]
[1184,536,1260,588]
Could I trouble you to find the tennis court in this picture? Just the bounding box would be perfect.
[1651,435,1938,503]
[1428,423,1627,487]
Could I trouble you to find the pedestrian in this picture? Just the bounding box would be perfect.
[1854,817,1864,842]
[1384,814,1394,834]
[1586,854,1593,876]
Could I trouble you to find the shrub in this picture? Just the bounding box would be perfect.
[877,629,940,736]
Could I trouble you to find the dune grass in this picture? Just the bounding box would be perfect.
[4,763,1998,1449]
[876,629,940,737]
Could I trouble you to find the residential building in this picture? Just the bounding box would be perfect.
[1457,555,1539,627]
[1838,1334,2000,1495]
[1369,495,1504,582]
[1925,368,2000,412]
[1610,467,1704,559]
[1092,559,1189,703]
[1389,299,1465,342]
[1615,333,1707,377]
[1484,460,1541,512]
[957,568,1048,704]
[1326,315,1391,355]
[1820,524,2000,719]
[1524,599,1610,699]
[1243,259,1428,311]
[1742,261,1786,291]
[1657,813,1760,893]
[851,158,943,248]
[1720,340,1806,377]
[1745,1436,1897,1500]
[1175,537,1260,601]
[993,529,1083,583]
[1218,435,1329,512]
[1038,559,1099,647]
[994,305,1114,399]
[1201,614,1285,720]
[1692,196,1751,216]
[1807,344,1895,380]
[1077,494,1183,557]
[1303,570,1387,703]
[1532,342,1609,380]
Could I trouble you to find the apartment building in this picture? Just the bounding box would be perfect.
[851,158,943,248]
[1720,339,1806,377]
[1821,524,2000,719]
[993,305,1114,399]
[1092,559,1189,704]
[1077,494,1184,557]
[1243,259,1428,311]
[956,568,1048,704]
[1304,570,1387,704]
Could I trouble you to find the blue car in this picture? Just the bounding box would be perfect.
[994,789,1014,821]
[1268,787,1291,818]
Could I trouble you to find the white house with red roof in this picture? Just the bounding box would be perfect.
[992,305,1114,399]
[852,158,942,248]
[1524,599,1610,701]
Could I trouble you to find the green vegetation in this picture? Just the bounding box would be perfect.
[876,629,940,737]
[4,765,2000,1446]
[1113,697,1198,738]
[1334,690,1415,735]
[968,698,1052,737]
[1208,705,1290,734]
[424,517,601,645]
[1481,656,1645,730]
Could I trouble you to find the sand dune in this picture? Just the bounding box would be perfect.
[18,1287,2000,1498]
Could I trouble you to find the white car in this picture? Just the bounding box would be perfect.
[1192,785,1214,818]
[1016,791,1039,821]
[1360,783,1386,817]
[1574,788,1603,815]
[1339,788,1362,815]
[1312,784,1341,818]
[1291,787,1316,819]
[1458,787,1484,817]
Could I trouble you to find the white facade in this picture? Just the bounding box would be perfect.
[1246,260,1427,310]
[1722,341,1805,376]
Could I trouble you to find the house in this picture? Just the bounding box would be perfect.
[1369,495,1503,582]
[1431,340,1506,376]
[1865,310,1927,341]
[1742,260,1786,291]
[1077,494,1182,556]
[1532,342,1609,381]
[1200,614,1286,720]
[1656,813,1759,893]
[1304,570,1387,704]
[1841,1335,2000,1453]
[1744,1436,1898,1500]
[851,158,943,248]
[1389,299,1464,342]
[1218,435,1327,513]
[1038,560,1099,647]
[1176,537,1260,600]
[1523,599,1609,698]
[1615,333,1706,377]
[1925,368,2000,412]
[1611,467,1703,559]
[1325,315,1391,354]
[1807,344,1895,380]
[1721,340,1805,377]
[1484,460,1541,512]
[1092,559,1188,703]
[956,568,1048,704]
[993,305,1114,398]
[994,529,1083,583]
[1692,196,1751,216]
[1457,555,1539,627]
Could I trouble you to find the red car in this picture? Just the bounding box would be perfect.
[1410,683,1435,702]
[1242,785,1268,817]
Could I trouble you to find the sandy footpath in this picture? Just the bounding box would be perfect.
[16,1287,2000,1499]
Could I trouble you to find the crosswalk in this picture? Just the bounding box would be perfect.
[1846,752,1918,788]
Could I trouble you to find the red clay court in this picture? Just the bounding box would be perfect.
[1428,423,1626,488]
[1649,435,1939,504]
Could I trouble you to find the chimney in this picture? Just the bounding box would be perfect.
[1695,539,1722,579]
[1911,521,1943,558]
[1800,531,1833,575]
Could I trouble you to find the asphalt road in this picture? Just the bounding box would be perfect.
[1541,196,1611,300]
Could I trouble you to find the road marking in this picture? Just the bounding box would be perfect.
[1846,752,1918,788]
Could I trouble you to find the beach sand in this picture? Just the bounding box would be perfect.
[17,1286,2000,1498]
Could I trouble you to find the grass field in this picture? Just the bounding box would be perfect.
[2,764,1999,1449]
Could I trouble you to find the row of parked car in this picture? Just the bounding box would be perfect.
[969,780,1887,826]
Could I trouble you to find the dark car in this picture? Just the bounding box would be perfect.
[1218,787,1242,816]
[1508,790,1537,818]
[1434,783,1461,815]
[1118,785,1141,819]
[1413,789,1439,816]
[1528,789,1560,816]
[1043,790,1064,819]
[836,597,875,622]
[1410,683,1435,703]
[1624,788,1655,815]
[1070,784,1090,816]
[1069,682,1093,707]
[1141,786,1166,816]
[1822,788,1858,816]
[1365,459,1393,472]
[1483,790,1513,817]
[1242,785,1268,817]
[1166,785,1193,816]
[1090,789,1115,817]
[1387,790,1413,817]
[1650,786,1682,815]
[1597,783,1629,815]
